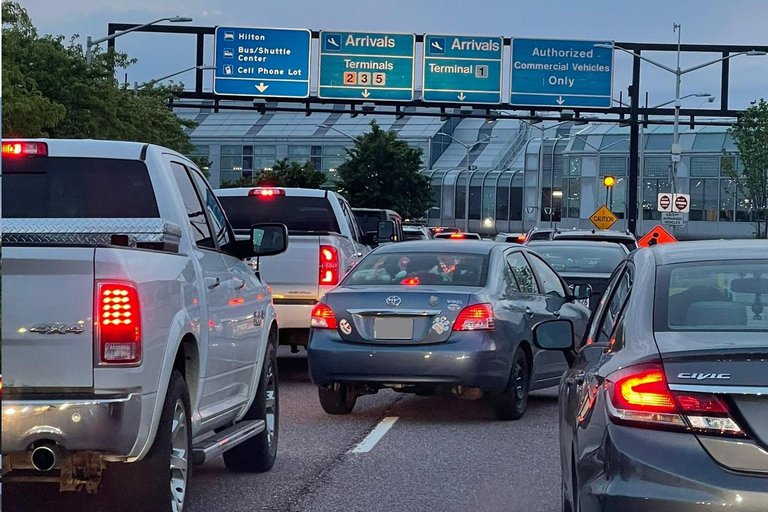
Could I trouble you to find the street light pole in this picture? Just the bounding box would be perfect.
[672,23,683,197]
[86,16,193,65]
[317,124,358,141]
[134,65,214,92]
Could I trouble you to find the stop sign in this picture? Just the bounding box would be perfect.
[675,195,688,212]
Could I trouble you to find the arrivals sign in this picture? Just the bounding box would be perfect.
[422,34,503,104]
[318,31,415,101]
[213,27,311,98]
[510,38,614,108]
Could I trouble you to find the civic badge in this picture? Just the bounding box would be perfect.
[339,319,353,335]
[386,296,402,307]
[429,296,439,306]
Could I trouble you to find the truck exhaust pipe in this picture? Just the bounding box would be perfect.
[31,444,60,472]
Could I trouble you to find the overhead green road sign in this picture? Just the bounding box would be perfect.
[423,34,503,104]
[318,31,415,101]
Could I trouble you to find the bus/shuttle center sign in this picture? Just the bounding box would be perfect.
[214,26,311,98]
[510,38,614,108]
[422,34,503,104]
[318,31,415,101]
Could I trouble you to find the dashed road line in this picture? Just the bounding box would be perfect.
[349,416,399,453]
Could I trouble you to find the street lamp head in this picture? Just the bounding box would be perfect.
[169,16,193,23]
[694,92,712,97]
[746,50,767,56]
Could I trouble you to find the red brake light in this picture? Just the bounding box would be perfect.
[434,227,444,233]
[401,277,420,286]
[453,303,494,331]
[319,245,339,286]
[613,368,677,412]
[97,281,141,364]
[2,141,48,157]
[516,235,527,243]
[249,188,285,198]
[449,233,466,239]
[310,303,337,329]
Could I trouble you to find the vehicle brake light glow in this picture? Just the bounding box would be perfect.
[401,277,420,286]
[310,303,337,329]
[249,188,285,198]
[449,233,466,239]
[97,281,141,364]
[516,235,527,243]
[453,303,494,331]
[615,369,677,412]
[2,141,48,157]
[319,245,339,285]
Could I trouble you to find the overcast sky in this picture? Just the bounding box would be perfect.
[19,0,768,111]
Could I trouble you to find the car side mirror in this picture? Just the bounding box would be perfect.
[250,223,289,257]
[365,230,379,247]
[569,284,592,301]
[377,220,396,243]
[533,319,575,351]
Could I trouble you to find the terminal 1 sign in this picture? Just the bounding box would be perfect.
[213,26,615,108]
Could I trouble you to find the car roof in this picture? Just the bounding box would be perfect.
[553,229,636,240]
[528,240,628,251]
[214,187,329,197]
[374,240,495,255]
[647,240,768,265]
[4,138,148,160]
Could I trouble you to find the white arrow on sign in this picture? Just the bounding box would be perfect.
[255,82,269,93]
[556,96,565,105]
[362,89,370,98]
[458,92,466,101]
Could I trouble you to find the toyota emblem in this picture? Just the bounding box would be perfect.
[386,296,402,307]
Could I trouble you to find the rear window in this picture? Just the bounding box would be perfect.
[656,261,768,332]
[354,212,385,235]
[554,234,637,250]
[2,157,159,218]
[344,252,489,287]
[218,195,340,233]
[530,244,625,274]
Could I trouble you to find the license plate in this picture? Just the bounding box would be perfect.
[374,317,413,340]
[577,298,590,309]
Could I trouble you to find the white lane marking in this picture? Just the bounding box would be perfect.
[349,416,399,454]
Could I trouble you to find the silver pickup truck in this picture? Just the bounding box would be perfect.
[1,139,287,512]
[216,187,371,350]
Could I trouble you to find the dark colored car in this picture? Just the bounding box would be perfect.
[533,240,768,512]
[307,241,591,420]
[527,241,629,311]
[549,228,639,251]
[353,208,404,243]
[433,232,482,240]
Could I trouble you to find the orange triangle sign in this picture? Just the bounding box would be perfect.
[638,225,677,248]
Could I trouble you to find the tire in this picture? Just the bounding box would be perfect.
[317,383,357,414]
[223,331,279,473]
[490,346,531,421]
[101,370,192,512]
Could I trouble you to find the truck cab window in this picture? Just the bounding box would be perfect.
[171,162,215,249]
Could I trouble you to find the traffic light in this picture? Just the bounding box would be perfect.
[603,176,616,188]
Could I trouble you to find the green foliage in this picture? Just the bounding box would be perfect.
[724,99,768,238]
[255,158,328,188]
[1,1,196,158]
[336,121,433,218]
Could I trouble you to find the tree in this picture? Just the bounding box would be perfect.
[724,99,768,238]
[256,158,328,188]
[2,1,197,159]
[336,121,433,218]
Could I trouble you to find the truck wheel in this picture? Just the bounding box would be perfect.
[489,347,530,421]
[318,383,357,414]
[223,332,279,472]
[101,370,192,512]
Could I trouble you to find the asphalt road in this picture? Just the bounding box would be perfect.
[4,349,562,512]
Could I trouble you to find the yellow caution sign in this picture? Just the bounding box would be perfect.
[590,205,618,230]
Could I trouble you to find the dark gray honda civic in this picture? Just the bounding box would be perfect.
[307,240,591,420]
[533,240,768,511]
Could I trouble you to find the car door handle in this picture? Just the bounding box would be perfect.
[205,277,221,290]
[525,307,534,317]
[233,278,246,291]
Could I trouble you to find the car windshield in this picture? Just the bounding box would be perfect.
[344,252,488,287]
[218,195,340,233]
[656,261,768,332]
[529,244,625,273]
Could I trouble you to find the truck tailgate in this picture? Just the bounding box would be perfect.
[3,247,95,388]
[258,235,320,301]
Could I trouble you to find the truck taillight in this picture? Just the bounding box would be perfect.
[96,281,142,364]
[249,188,285,198]
[1,141,48,157]
[319,245,339,286]
[453,303,494,331]
[605,363,744,436]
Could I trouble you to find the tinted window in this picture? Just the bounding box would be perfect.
[657,261,768,332]
[506,252,539,294]
[354,211,385,235]
[529,244,625,274]
[596,268,632,344]
[189,170,232,248]
[527,254,566,297]
[219,196,340,234]
[170,163,214,249]
[3,157,159,218]
[345,252,488,287]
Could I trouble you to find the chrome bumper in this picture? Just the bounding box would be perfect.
[2,394,142,455]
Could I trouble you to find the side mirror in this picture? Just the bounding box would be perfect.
[532,319,575,351]
[570,284,592,301]
[365,230,379,247]
[377,220,396,243]
[251,223,289,257]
